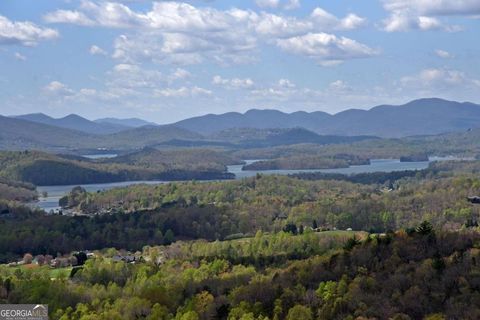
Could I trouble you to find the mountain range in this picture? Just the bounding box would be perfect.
[94,117,156,128]
[2,98,480,152]
[14,113,130,135]
[174,98,480,137]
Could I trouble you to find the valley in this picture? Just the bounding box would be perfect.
[2,101,480,319]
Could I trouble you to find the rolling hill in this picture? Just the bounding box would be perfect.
[0,115,100,151]
[174,109,331,135]
[0,149,235,185]
[173,98,480,137]
[14,113,130,134]
[4,98,480,152]
[100,125,204,149]
[0,116,203,152]
[209,127,378,148]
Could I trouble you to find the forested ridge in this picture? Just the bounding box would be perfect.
[1,157,480,319]
[0,149,237,186]
[241,154,369,171]
[1,226,479,319]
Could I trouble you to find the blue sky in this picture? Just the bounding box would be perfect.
[0,0,479,123]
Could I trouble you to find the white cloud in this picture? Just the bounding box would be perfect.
[381,0,469,32]
[44,2,368,66]
[109,63,165,89]
[311,8,366,30]
[278,78,295,88]
[382,13,444,32]
[79,88,97,96]
[169,68,191,81]
[435,49,452,58]
[212,75,255,89]
[329,80,351,91]
[253,13,312,37]
[276,32,377,65]
[44,81,74,96]
[155,86,212,97]
[14,52,26,61]
[284,0,300,10]
[89,45,107,56]
[44,10,94,26]
[383,0,480,16]
[255,0,300,10]
[255,0,280,9]
[112,31,256,65]
[400,68,480,91]
[0,15,58,46]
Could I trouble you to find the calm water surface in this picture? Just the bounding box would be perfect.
[226,158,452,179]
[33,156,462,211]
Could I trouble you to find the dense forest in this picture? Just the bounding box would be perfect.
[0,149,237,185]
[60,162,480,232]
[1,153,480,319]
[231,129,480,162]
[242,154,369,171]
[1,226,479,319]
[0,161,479,264]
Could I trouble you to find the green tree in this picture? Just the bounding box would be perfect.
[286,305,312,320]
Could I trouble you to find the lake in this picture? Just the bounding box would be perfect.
[227,157,455,179]
[82,154,118,159]
[35,180,168,212]
[32,156,461,212]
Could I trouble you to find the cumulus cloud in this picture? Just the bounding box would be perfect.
[383,0,480,16]
[109,63,165,89]
[252,13,312,37]
[155,86,212,97]
[89,45,107,56]
[255,0,280,9]
[381,0,469,32]
[255,0,300,10]
[0,15,58,46]
[278,78,295,88]
[276,33,377,65]
[435,49,452,58]
[14,52,26,61]
[44,81,74,96]
[400,68,480,91]
[311,8,366,30]
[382,13,446,31]
[212,75,255,89]
[44,10,95,26]
[44,2,368,66]
[169,68,191,81]
[284,0,300,10]
[329,80,351,91]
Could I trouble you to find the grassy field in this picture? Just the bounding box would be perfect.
[0,264,73,279]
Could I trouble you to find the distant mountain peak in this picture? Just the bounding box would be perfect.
[13,113,130,135]
[94,117,157,128]
[172,98,480,137]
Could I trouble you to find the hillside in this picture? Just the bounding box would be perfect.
[95,117,157,128]
[108,147,242,171]
[14,113,129,134]
[100,125,204,149]
[4,98,480,152]
[0,116,203,152]
[0,115,100,151]
[0,150,235,186]
[173,98,480,137]
[174,109,331,135]
[209,127,377,148]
